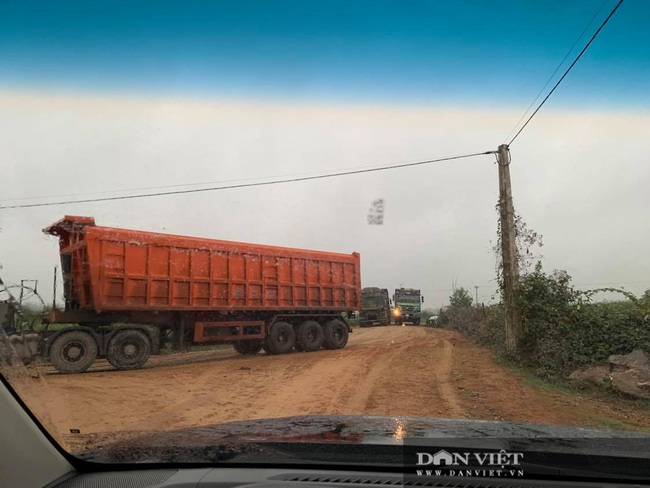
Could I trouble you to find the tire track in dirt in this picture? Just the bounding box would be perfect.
[145,351,318,429]
[144,330,388,424]
[326,330,423,413]
[432,338,463,417]
[247,328,425,418]
[342,343,410,414]
[357,327,466,419]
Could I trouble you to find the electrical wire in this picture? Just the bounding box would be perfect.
[1,158,450,204]
[573,280,650,288]
[503,0,610,144]
[0,150,495,210]
[0,170,336,203]
[508,0,625,145]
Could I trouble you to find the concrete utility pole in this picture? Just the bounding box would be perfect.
[497,144,522,350]
[474,286,479,306]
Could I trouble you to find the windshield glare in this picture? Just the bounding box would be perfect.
[1,0,650,476]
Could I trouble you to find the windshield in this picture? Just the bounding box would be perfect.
[1,0,650,479]
[396,296,420,304]
[362,296,382,308]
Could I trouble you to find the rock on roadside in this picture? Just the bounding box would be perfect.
[608,350,650,399]
[609,350,650,373]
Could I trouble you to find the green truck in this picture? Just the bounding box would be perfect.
[359,287,391,327]
[392,287,424,325]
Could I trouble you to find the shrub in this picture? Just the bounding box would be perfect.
[442,262,650,379]
[518,265,650,378]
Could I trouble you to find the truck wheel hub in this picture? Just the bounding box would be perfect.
[63,343,84,362]
[123,344,137,356]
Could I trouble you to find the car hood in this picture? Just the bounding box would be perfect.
[80,415,650,465]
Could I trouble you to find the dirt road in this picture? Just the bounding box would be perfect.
[16,326,650,451]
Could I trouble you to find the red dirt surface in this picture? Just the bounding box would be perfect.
[13,327,650,452]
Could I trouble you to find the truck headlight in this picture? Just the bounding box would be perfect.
[393,308,401,317]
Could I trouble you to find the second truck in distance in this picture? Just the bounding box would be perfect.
[359,287,391,326]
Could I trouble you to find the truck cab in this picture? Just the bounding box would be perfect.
[392,288,424,325]
[359,288,391,327]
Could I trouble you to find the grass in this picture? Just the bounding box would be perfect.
[518,370,579,395]
[637,399,650,409]
[512,364,650,414]
[593,417,635,431]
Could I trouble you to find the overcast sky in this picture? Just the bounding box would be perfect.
[1,0,649,308]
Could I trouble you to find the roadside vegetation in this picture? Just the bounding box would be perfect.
[440,206,650,406]
[442,269,650,379]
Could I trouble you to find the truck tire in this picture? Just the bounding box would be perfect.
[233,339,263,355]
[49,331,98,374]
[266,321,295,355]
[296,320,324,352]
[322,319,348,350]
[381,311,390,326]
[107,329,151,371]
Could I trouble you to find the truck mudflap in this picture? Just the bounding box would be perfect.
[342,317,353,333]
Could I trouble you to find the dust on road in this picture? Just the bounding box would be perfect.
[16,326,650,452]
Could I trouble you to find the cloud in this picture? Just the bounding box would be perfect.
[1,90,649,308]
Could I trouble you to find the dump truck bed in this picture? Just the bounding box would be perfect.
[45,216,361,313]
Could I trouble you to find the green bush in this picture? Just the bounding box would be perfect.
[519,264,650,378]
[442,263,650,379]
[441,305,505,351]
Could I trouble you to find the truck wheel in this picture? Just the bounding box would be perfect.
[107,329,151,370]
[296,320,324,352]
[49,331,98,374]
[266,321,296,355]
[382,312,390,326]
[322,319,348,350]
[414,318,421,326]
[233,339,263,355]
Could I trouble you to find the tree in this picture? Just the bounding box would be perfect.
[449,288,473,309]
[421,308,437,322]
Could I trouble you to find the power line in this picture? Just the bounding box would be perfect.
[1,158,447,204]
[508,0,625,145]
[0,150,494,210]
[503,0,610,144]
[0,171,327,203]
[573,280,650,288]
[429,284,498,293]
[431,280,650,293]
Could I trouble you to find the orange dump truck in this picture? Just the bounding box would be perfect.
[42,216,361,373]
